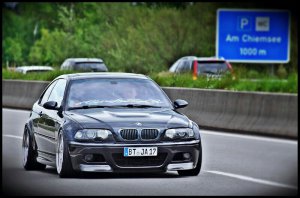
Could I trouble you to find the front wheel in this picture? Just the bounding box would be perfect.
[22,127,46,170]
[56,131,76,178]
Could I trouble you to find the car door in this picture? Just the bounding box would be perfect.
[38,79,67,160]
[33,80,58,158]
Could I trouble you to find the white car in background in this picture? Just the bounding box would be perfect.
[15,66,54,74]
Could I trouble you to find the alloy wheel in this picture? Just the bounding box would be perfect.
[56,133,64,174]
[22,129,29,166]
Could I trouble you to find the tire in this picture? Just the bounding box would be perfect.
[56,131,76,178]
[177,143,202,176]
[22,127,46,170]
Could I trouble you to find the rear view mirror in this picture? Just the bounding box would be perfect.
[43,101,59,110]
[174,99,188,109]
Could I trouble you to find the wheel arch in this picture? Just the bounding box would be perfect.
[24,123,37,151]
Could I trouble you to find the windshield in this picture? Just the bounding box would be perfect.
[74,62,108,71]
[66,78,172,109]
[197,61,228,75]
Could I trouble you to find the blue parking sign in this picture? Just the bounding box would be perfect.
[216,9,290,63]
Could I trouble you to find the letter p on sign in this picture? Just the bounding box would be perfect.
[237,16,251,31]
[241,18,248,29]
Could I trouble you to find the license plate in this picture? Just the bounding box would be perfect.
[124,147,157,157]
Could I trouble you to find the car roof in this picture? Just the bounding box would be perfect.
[15,66,54,71]
[197,57,226,62]
[180,56,226,62]
[65,58,104,63]
[55,72,149,81]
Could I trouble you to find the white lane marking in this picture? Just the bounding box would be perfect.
[201,130,297,145]
[3,133,297,190]
[205,170,298,190]
[3,135,23,140]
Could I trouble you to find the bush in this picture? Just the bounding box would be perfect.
[277,64,288,79]
[3,68,298,93]
[247,70,260,78]
[2,68,76,81]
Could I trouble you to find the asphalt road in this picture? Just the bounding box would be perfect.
[2,108,298,195]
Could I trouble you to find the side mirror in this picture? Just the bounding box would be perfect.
[43,101,59,110]
[174,99,188,109]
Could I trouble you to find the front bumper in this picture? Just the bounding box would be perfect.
[68,140,201,173]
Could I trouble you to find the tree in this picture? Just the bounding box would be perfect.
[3,37,23,66]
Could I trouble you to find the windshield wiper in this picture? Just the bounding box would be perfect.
[69,104,162,110]
[114,104,161,108]
[69,105,112,110]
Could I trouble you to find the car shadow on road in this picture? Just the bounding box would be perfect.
[43,166,181,179]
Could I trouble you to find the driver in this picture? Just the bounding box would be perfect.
[118,82,138,100]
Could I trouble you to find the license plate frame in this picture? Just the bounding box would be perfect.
[124,147,158,157]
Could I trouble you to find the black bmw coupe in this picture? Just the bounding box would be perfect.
[22,73,202,178]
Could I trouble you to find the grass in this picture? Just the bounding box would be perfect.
[149,72,298,93]
[2,69,76,81]
[2,68,298,93]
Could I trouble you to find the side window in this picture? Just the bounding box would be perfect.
[169,60,180,72]
[176,60,190,73]
[62,60,70,70]
[48,79,67,107]
[69,61,74,70]
[175,60,184,72]
[66,61,71,70]
[39,81,58,105]
[182,60,191,72]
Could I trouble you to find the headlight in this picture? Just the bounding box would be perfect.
[86,130,96,139]
[165,129,176,139]
[74,131,84,139]
[97,130,109,139]
[75,129,112,140]
[164,128,194,140]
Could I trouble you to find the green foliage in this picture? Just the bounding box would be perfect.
[29,29,69,66]
[3,37,23,66]
[2,68,298,93]
[286,73,298,93]
[277,64,288,79]
[2,3,60,65]
[2,2,298,90]
[247,70,260,79]
[2,69,76,81]
[149,72,297,93]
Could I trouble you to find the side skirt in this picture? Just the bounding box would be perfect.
[37,151,56,167]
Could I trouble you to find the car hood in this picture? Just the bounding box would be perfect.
[65,108,190,131]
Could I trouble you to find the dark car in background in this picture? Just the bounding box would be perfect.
[169,56,234,78]
[22,72,202,178]
[60,58,108,72]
